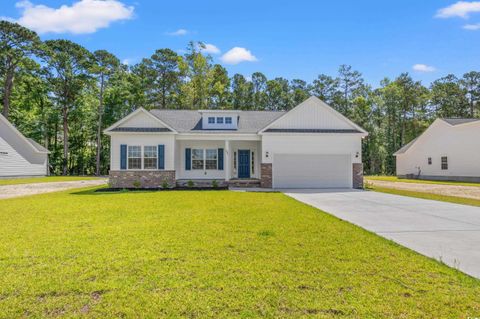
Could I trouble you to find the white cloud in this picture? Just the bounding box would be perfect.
[7,0,134,34]
[166,28,188,36]
[220,47,257,65]
[201,43,221,54]
[436,1,480,18]
[463,23,480,29]
[412,64,436,73]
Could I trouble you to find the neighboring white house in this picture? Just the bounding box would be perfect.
[0,113,49,177]
[394,118,480,182]
[104,96,368,189]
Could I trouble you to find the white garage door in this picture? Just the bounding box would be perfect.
[273,154,351,189]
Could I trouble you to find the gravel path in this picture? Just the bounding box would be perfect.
[0,179,107,200]
[368,180,480,200]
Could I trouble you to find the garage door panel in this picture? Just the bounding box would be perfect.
[273,154,351,189]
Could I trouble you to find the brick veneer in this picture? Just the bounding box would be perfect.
[352,163,364,189]
[260,163,272,188]
[109,170,175,189]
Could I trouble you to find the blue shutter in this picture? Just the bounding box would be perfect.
[218,148,224,170]
[185,148,191,170]
[158,145,165,170]
[120,144,127,170]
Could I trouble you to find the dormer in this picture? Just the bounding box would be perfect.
[199,110,239,130]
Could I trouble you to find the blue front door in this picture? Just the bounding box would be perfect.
[238,150,250,178]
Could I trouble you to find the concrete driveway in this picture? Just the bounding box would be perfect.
[284,189,480,279]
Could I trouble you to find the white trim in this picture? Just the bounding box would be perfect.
[103,108,178,134]
[0,113,50,154]
[258,96,368,135]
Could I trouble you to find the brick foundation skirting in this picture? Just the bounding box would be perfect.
[260,163,272,188]
[352,163,363,189]
[109,170,176,189]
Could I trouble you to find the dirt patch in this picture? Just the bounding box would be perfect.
[0,179,107,200]
[368,180,480,200]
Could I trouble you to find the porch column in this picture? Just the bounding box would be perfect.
[225,139,231,181]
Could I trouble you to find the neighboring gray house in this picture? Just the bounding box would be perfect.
[0,113,49,177]
[104,97,368,189]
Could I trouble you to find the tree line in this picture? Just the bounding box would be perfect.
[1,21,479,176]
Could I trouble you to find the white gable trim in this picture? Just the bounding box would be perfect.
[258,96,368,135]
[440,118,480,127]
[0,113,49,154]
[104,108,177,134]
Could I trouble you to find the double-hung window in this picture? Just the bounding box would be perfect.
[205,149,218,170]
[428,157,432,165]
[216,117,224,124]
[144,146,158,169]
[208,117,215,124]
[225,117,232,124]
[128,146,142,169]
[192,149,204,170]
[441,156,448,170]
[191,149,218,170]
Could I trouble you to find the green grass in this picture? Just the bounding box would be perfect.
[0,188,479,317]
[0,176,104,186]
[366,175,480,187]
[368,185,480,207]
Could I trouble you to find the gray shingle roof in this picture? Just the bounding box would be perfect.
[110,127,172,132]
[264,128,362,133]
[26,138,49,153]
[442,118,480,126]
[393,137,418,155]
[149,109,285,133]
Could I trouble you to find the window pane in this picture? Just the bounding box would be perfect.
[205,149,217,170]
[208,117,215,124]
[192,149,204,170]
[144,146,157,169]
[128,158,141,170]
[128,146,142,169]
[216,117,224,124]
[225,117,232,124]
[441,157,448,170]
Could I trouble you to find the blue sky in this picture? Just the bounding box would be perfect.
[1,0,479,86]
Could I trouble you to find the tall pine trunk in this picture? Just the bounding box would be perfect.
[96,75,104,176]
[62,104,68,176]
[2,72,14,119]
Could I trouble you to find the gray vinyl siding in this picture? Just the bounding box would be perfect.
[0,126,47,177]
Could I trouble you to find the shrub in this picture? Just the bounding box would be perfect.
[187,180,195,188]
[211,180,218,188]
[162,180,170,189]
[132,180,141,189]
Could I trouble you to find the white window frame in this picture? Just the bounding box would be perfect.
[208,117,215,124]
[143,146,158,170]
[216,117,224,124]
[441,156,448,170]
[190,148,218,170]
[225,117,232,124]
[191,149,205,170]
[128,145,142,170]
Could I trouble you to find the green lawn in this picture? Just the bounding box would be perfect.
[0,176,104,186]
[0,188,479,317]
[366,175,480,187]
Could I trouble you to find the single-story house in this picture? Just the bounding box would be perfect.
[104,96,368,189]
[394,118,480,182]
[0,113,49,177]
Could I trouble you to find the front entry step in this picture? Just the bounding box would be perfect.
[228,179,261,188]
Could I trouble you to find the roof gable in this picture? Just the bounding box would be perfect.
[259,96,367,134]
[394,119,456,155]
[0,113,49,154]
[104,108,176,134]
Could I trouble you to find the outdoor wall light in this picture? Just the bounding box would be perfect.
[355,152,359,158]
[265,151,269,158]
